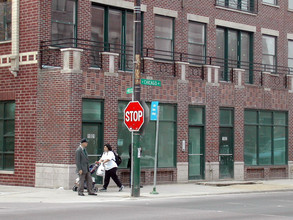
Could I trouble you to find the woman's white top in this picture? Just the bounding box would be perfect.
[101,151,117,170]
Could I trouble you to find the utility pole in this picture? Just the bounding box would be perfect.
[131,0,142,197]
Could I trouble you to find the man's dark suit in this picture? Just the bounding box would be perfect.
[75,145,94,195]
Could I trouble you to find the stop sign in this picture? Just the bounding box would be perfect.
[124,101,144,131]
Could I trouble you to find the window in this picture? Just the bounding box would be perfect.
[51,0,77,46]
[0,0,11,41]
[244,110,287,166]
[0,101,15,170]
[290,0,293,9]
[216,0,255,13]
[91,5,134,70]
[188,21,206,64]
[263,0,278,5]
[288,40,293,72]
[216,27,253,83]
[262,35,276,72]
[118,102,176,168]
[155,15,174,60]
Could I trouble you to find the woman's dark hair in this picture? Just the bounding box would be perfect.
[104,143,112,151]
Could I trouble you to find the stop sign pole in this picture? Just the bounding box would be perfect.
[132,0,142,197]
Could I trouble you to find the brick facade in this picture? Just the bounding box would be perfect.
[1,0,293,187]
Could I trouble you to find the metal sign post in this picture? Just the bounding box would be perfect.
[150,102,159,194]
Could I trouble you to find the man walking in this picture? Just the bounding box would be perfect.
[75,138,97,196]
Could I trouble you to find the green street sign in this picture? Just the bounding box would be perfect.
[141,79,161,87]
[126,87,133,94]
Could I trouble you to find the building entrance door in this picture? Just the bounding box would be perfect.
[82,123,103,183]
[188,127,204,180]
[219,127,234,179]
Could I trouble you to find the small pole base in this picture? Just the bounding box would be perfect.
[150,187,159,194]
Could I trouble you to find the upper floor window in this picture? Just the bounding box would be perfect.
[0,101,15,171]
[215,0,255,13]
[51,0,77,46]
[188,21,206,64]
[216,27,253,83]
[263,0,278,5]
[91,5,134,70]
[289,0,293,10]
[288,40,293,72]
[262,35,276,72]
[0,0,11,41]
[155,15,174,60]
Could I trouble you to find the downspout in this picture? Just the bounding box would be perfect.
[9,0,20,77]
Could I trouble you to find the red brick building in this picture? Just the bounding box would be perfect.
[1,0,293,188]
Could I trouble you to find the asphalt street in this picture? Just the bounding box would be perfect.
[1,191,293,220]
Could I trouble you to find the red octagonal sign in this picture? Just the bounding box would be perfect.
[124,101,144,132]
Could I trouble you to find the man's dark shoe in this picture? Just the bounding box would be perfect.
[78,193,85,196]
[88,192,97,195]
[99,188,107,192]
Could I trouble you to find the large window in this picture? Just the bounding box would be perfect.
[0,101,15,170]
[0,0,11,41]
[118,102,176,168]
[51,0,77,46]
[244,110,287,166]
[216,27,253,83]
[288,40,293,72]
[263,0,278,5]
[262,35,276,72]
[91,5,134,70]
[188,21,206,64]
[155,15,174,60]
[216,0,255,12]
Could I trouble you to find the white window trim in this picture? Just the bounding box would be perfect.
[287,33,293,40]
[153,7,178,18]
[261,28,279,37]
[262,2,280,8]
[90,0,147,12]
[187,14,209,24]
[215,19,256,32]
[215,6,257,16]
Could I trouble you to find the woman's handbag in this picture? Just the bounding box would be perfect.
[96,163,104,176]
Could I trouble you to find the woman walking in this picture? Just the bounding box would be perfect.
[99,144,124,192]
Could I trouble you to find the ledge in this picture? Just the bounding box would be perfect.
[0,170,14,175]
[262,2,280,9]
[215,6,257,16]
[0,40,12,45]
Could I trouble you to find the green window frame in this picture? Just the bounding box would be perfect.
[0,101,15,171]
[91,4,141,71]
[263,0,278,5]
[188,21,206,64]
[154,15,174,60]
[0,0,11,41]
[51,0,77,46]
[216,0,255,12]
[118,101,177,168]
[288,40,293,72]
[244,110,288,166]
[262,35,277,73]
[216,27,254,83]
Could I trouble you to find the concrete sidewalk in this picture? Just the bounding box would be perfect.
[1,179,293,203]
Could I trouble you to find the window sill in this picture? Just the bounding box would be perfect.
[262,3,280,9]
[288,9,293,13]
[215,6,257,16]
[0,40,12,45]
[0,170,14,175]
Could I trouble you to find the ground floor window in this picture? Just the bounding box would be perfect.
[244,110,287,166]
[0,101,15,170]
[118,101,176,168]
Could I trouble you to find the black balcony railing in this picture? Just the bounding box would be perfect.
[40,38,292,89]
[215,0,258,14]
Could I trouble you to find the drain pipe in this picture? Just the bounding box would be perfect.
[10,0,20,77]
